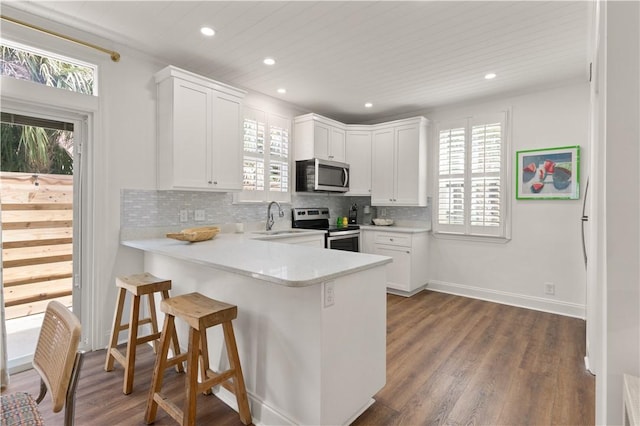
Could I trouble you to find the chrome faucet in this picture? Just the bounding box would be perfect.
[266,201,285,231]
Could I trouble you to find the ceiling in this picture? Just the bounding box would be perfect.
[3,1,590,123]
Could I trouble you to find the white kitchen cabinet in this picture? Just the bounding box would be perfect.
[294,113,346,162]
[371,117,428,206]
[345,128,372,196]
[155,65,246,191]
[362,229,428,295]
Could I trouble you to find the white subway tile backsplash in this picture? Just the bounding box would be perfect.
[121,190,431,230]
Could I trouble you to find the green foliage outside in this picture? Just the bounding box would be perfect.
[1,124,73,174]
[0,43,94,175]
[0,44,95,94]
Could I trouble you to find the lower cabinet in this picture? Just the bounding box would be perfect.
[362,229,428,295]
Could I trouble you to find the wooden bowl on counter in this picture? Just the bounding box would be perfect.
[166,226,220,242]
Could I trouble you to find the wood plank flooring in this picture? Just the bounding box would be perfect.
[2,291,594,425]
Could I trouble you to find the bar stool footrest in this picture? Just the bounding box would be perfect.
[153,392,184,424]
[199,368,236,392]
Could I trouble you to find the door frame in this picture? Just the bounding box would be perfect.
[1,92,95,353]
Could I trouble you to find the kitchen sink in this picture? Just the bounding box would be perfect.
[252,229,312,236]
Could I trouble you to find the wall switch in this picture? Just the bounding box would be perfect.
[544,282,555,295]
[195,209,205,221]
[179,210,188,222]
[324,281,335,308]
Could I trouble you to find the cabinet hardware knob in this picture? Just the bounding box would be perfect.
[208,181,212,184]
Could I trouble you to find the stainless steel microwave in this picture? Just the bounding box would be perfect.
[295,158,350,192]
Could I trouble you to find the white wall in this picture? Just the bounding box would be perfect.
[600,1,640,424]
[425,84,590,317]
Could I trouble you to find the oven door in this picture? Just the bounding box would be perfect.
[327,231,360,252]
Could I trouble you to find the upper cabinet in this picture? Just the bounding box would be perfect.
[345,127,372,196]
[371,117,428,206]
[155,66,246,191]
[294,114,346,162]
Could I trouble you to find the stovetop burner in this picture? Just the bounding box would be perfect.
[291,207,360,233]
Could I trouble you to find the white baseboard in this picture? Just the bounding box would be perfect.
[387,285,427,297]
[214,387,374,426]
[214,386,298,426]
[427,280,585,319]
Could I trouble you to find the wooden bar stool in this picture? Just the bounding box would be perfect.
[104,272,183,394]
[144,292,252,426]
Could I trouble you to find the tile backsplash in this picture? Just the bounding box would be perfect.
[120,189,430,237]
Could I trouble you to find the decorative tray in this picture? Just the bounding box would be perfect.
[166,226,220,242]
[372,218,394,226]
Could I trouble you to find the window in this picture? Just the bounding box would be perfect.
[235,106,291,203]
[434,112,509,239]
[0,40,97,95]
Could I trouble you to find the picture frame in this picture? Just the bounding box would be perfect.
[516,146,580,200]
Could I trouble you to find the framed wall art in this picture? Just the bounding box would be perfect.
[516,145,580,200]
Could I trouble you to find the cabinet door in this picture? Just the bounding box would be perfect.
[345,130,372,195]
[313,122,331,160]
[360,230,376,254]
[329,127,346,162]
[371,128,395,205]
[394,124,421,205]
[171,79,212,189]
[374,244,411,291]
[211,92,243,190]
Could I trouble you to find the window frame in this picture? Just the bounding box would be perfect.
[234,105,291,204]
[433,111,511,242]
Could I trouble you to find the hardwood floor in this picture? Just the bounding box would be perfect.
[2,291,594,425]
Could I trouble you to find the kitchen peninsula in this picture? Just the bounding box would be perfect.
[122,233,391,425]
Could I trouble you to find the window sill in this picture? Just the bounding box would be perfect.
[432,231,511,244]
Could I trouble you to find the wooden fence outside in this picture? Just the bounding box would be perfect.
[1,171,73,320]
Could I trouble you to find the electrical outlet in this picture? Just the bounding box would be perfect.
[179,210,188,222]
[195,209,205,221]
[380,208,387,217]
[324,281,335,308]
[544,282,555,295]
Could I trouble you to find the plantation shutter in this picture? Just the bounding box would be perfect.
[470,121,502,229]
[236,107,291,203]
[434,112,508,239]
[268,114,289,194]
[437,122,466,233]
[242,107,266,193]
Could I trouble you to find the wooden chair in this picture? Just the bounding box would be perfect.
[1,301,83,426]
[144,292,252,426]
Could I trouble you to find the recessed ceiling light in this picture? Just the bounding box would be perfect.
[263,57,276,66]
[277,88,287,94]
[200,27,215,37]
[484,73,497,80]
[364,102,373,108]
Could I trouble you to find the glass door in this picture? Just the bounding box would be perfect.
[1,111,82,372]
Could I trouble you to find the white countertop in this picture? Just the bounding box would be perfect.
[360,225,431,233]
[122,233,391,287]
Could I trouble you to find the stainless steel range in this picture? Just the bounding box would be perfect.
[291,207,360,252]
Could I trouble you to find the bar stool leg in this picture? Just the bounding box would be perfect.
[162,289,184,374]
[145,315,174,424]
[147,293,160,353]
[104,288,127,372]
[223,322,252,425]
[184,327,201,426]
[198,328,212,395]
[122,294,141,394]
